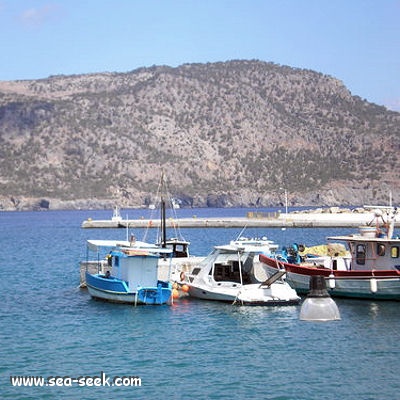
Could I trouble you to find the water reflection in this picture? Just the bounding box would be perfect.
[368,302,380,319]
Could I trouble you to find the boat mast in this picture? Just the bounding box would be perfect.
[160,172,167,248]
[161,197,166,248]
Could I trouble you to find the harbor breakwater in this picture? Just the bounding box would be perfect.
[81,210,400,229]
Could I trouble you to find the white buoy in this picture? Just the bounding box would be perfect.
[370,277,378,293]
[328,273,336,289]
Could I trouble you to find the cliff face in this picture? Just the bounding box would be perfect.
[0,60,399,210]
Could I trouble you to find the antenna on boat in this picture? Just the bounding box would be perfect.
[235,225,248,240]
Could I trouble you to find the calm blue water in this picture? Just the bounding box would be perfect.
[1,208,400,399]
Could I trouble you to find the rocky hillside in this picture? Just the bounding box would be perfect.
[0,60,399,210]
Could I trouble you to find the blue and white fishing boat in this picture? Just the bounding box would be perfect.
[84,239,173,305]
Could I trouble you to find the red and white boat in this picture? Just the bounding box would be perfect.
[260,207,400,300]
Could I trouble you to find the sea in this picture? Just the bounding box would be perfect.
[1,207,399,400]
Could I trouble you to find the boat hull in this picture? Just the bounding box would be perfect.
[260,255,400,300]
[85,272,172,305]
[188,282,300,305]
[137,286,172,305]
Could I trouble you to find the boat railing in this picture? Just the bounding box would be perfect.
[79,260,108,287]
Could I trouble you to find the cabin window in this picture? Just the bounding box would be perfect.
[192,267,201,275]
[212,262,242,283]
[213,264,224,281]
[173,244,187,258]
[377,244,386,257]
[356,244,366,265]
[391,246,400,258]
[107,254,112,267]
[114,256,120,267]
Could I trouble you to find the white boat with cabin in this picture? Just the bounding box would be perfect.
[182,237,300,305]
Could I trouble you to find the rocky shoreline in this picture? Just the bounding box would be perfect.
[0,191,389,213]
[0,196,120,212]
[1,192,393,218]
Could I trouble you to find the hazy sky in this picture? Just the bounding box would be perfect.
[1,0,399,110]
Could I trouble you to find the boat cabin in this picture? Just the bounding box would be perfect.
[160,238,190,258]
[328,227,400,272]
[190,247,257,285]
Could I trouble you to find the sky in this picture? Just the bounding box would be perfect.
[0,0,399,110]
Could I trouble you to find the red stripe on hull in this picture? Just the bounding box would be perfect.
[259,254,400,278]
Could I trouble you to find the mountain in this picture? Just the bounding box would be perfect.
[0,60,399,210]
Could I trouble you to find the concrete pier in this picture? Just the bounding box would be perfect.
[81,212,400,229]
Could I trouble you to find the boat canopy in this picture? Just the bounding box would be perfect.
[210,252,240,264]
[86,239,173,255]
[87,240,131,252]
